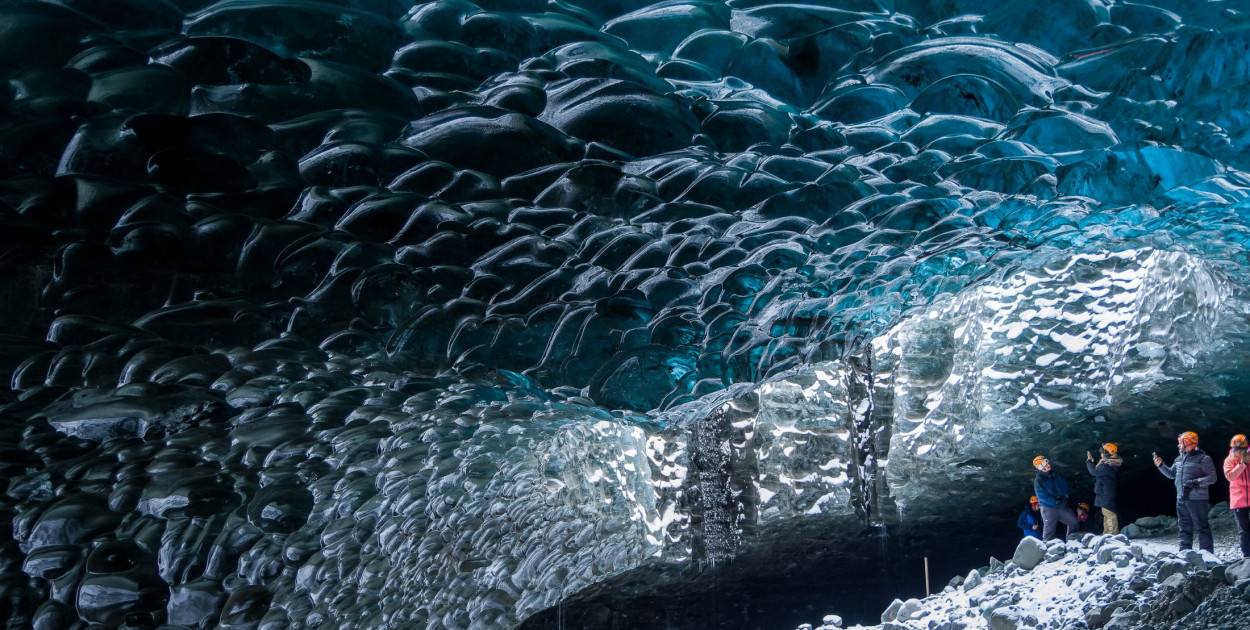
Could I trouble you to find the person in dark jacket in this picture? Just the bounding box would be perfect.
[1033,455,1079,541]
[1154,431,1218,553]
[1086,442,1122,534]
[1018,495,1042,539]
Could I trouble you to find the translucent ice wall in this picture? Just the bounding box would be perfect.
[5,0,1250,628]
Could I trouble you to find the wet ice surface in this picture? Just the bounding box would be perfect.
[6,0,1250,628]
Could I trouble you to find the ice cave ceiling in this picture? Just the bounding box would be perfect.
[4,0,1250,628]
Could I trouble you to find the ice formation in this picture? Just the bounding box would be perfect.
[5,0,1250,628]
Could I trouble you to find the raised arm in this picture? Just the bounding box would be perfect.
[1227,453,1248,482]
[1157,457,1175,479]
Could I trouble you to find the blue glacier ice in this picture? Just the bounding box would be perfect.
[4,0,1250,628]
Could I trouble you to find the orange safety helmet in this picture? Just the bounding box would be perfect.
[1232,434,1249,449]
[1032,455,1047,468]
[1101,443,1118,456]
[1078,502,1091,512]
[1178,431,1199,445]
[1029,495,1039,505]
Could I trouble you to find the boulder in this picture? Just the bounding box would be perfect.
[1162,573,1186,589]
[1209,502,1231,519]
[1183,550,1206,569]
[1013,537,1046,570]
[1170,596,1195,616]
[881,598,904,623]
[1227,558,1250,585]
[987,606,1027,630]
[963,569,982,591]
[896,598,924,621]
[1156,560,1189,583]
[1099,599,1132,620]
[1084,608,1104,628]
[1103,610,1142,630]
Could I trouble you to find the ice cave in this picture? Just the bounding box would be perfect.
[3,0,1250,628]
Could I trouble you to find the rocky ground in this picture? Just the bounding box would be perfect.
[798,505,1250,630]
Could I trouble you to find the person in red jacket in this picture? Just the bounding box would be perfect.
[1225,434,1250,558]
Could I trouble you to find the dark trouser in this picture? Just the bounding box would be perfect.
[1040,505,1079,541]
[1176,499,1213,552]
[1234,507,1250,558]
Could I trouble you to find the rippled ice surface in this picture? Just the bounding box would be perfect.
[5,0,1250,628]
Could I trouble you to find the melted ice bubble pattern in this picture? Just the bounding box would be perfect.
[4,0,1250,628]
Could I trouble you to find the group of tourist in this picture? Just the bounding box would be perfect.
[1018,432,1250,559]
[1019,443,1122,541]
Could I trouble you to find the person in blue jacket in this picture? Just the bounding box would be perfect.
[1018,495,1042,539]
[1154,431,1218,552]
[1033,455,1080,541]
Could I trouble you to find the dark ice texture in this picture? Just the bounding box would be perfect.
[5,0,1250,628]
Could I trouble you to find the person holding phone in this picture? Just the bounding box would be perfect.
[1224,434,1250,558]
[1086,442,1122,534]
[1154,431,1218,553]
